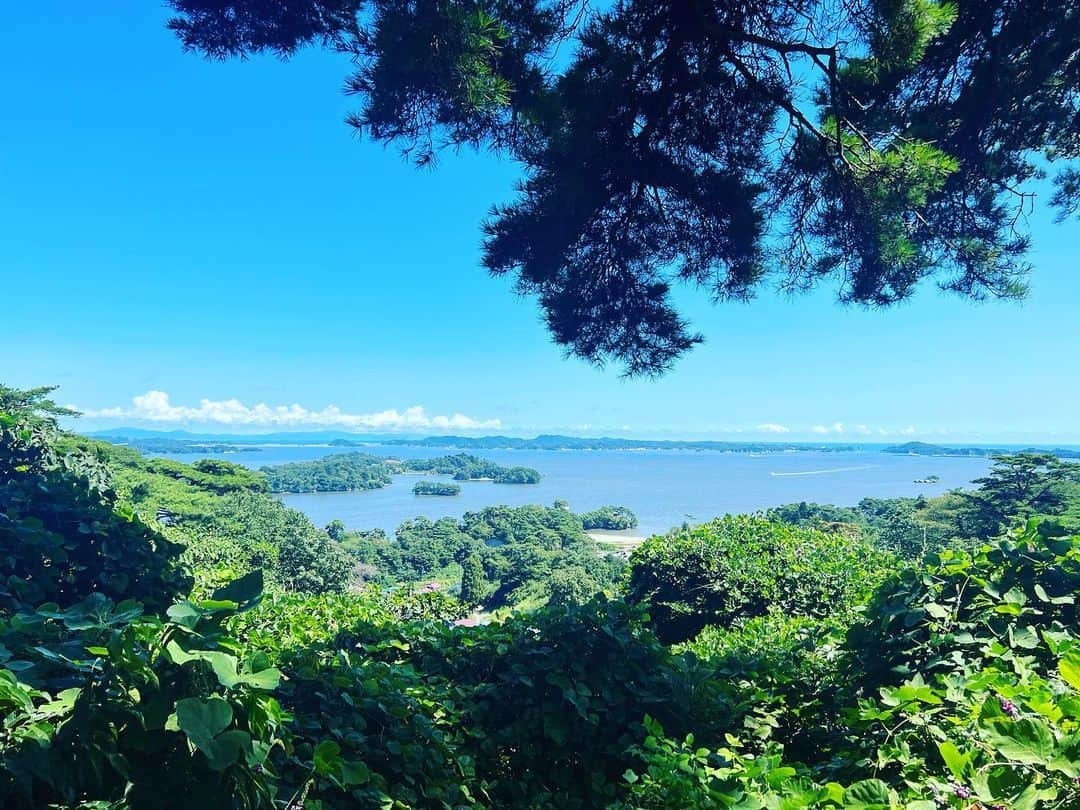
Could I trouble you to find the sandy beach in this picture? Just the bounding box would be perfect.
[586,529,647,552]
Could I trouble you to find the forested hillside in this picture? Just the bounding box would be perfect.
[2,385,1079,808]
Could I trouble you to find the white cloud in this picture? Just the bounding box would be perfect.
[78,390,501,432]
[756,423,791,434]
[901,425,917,435]
[811,422,845,435]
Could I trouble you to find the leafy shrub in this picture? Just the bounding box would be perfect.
[848,519,1080,687]
[0,575,285,809]
[395,598,727,809]
[626,515,894,643]
[679,614,849,760]
[0,414,191,614]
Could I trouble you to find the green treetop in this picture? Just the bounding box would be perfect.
[167,0,1080,374]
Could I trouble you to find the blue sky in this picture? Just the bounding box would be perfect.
[2,2,1078,442]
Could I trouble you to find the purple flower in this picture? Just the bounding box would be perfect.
[952,783,972,799]
[252,763,263,774]
[999,696,1019,719]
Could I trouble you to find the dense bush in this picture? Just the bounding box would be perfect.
[0,414,191,614]
[679,613,849,760]
[848,518,1080,690]
[0,576,285,809]
[620,523,1080,809]
[395,599,725,809]
[625,515,894,643]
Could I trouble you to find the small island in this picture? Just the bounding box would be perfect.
[261,452,394,493]
[913,474,941,484]
[581,505,639,531]
[401,453,541,484]
[413,480,461,496]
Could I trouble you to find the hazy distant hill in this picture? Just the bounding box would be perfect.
[88,429,1080,458]
[884,441,1080,459]
[377,434,860,452]
[89,428,418,444]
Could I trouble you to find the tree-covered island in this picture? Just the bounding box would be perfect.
[412,480,461,497]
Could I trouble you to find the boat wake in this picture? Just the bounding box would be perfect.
[770,465,879,477]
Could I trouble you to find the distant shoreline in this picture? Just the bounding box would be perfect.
[90,430,1080,459]
[587,529,647,546]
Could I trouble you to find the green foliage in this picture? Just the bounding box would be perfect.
[348,504,623,612]
[620,526,1080,808]
[581,505,639,531]
[324,518,347,541]
[0,413,191,614]
[957,453,1080,540]
[396,599,720,809]
[58,434,266,520]
[412,479,461,496]
[768,493,971,559]
[193,491,354,595]
[458,552,486,608]
[260,451,542,493]
[137,455,268,496]
[0,588,285,808]
[0,383,77,423]
[848,519,1080,689]
[679,614,849,760]
[466,505,622,610]
[626,515,894,643]
[6,406,1080,808]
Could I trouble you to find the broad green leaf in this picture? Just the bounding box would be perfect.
[313,739,342,776]
[1060,654,1080,691]
[212,569,264,607]
[937,740,969,780]
[203,729,251,771]
[166,601,203,629]
[983,718,1055,765]
[341,759,370,786]
[843,779,892,808]
[175,696,232,752]
[166,641,280,690]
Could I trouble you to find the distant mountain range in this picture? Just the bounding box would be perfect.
[87,429,1080,458]
[372,434,862,452]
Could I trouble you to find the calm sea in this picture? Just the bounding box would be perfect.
[163,445,993,537]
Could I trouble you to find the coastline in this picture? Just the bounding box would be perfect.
[587,529,647,550]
